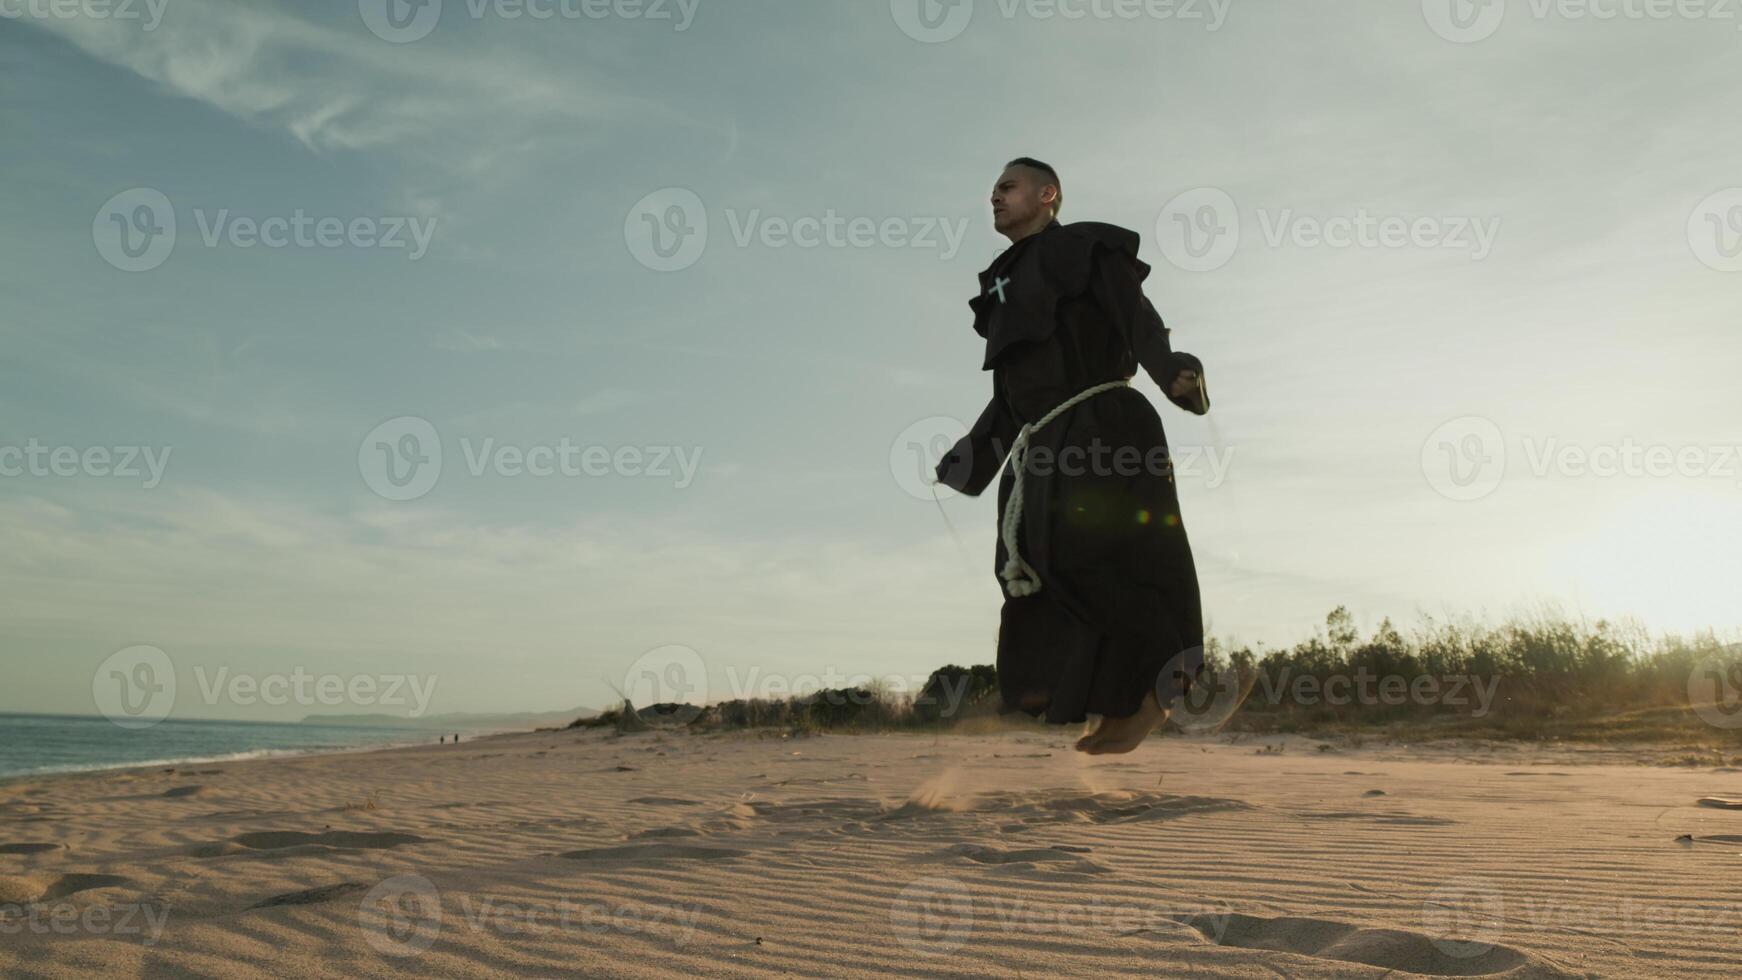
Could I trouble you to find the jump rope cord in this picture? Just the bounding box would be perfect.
[998,379,1131,598]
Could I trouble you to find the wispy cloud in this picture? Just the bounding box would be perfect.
[20,0,654,173]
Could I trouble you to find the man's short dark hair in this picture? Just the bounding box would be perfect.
[1006,157,1062,216]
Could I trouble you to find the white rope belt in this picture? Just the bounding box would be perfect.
[999,379,1131,598]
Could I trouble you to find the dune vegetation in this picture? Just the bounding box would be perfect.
[575,608,1742,748]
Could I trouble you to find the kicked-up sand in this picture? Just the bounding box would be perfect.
[2,727,1741,978]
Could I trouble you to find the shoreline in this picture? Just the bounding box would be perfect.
[0,726,527,788]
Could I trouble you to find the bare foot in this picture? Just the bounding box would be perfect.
[1073,723,1100,753]
[1074,693,1169,755]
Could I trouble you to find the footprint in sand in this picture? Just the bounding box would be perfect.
[185,843,248,858]
[697,802,765,835]
[230,831,431,852]
[1503,772,1573,777]
[689,791,1249,841]
[628,827,702,841]
[628,796,703,806]
[774,774,869,786]
[248,882,371,910]
[163,786,207,799]
[1167,910,1580,978]
[729,799,883,825]
[917,842,1109,877]
[0,843,62,856]
[0,873,131,906]
[1697,797,1742,810]
[796,790,1247,831]
[983,790,1249,826]
[558,842,747,863]
[194,808,301,823]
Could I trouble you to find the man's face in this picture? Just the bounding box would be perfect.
[990,165,1055,236]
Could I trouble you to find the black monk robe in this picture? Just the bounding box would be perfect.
[935,220,1209,724]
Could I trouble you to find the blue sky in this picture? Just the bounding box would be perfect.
[3,0,1740,720]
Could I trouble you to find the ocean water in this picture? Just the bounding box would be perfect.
[0,713,436,780]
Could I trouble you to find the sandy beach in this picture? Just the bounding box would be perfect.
[4,728,1741,977]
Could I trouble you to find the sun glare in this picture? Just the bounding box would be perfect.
[1557,485,1742,637]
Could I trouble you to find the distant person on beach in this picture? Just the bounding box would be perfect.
[935,158,1210,754]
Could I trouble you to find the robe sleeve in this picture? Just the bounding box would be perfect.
[934,377,1018,497]
[1093,251,1210,416]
